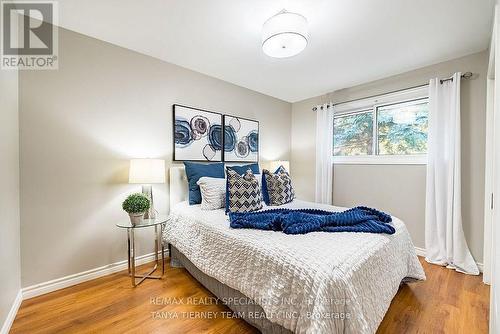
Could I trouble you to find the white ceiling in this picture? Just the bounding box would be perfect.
[56,0,495,102]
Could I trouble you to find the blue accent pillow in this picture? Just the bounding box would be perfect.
[226,163,260,175]
[225,164,260,212]
[261,173,270,205]
[261,165,286,205]
[184,162,225,205]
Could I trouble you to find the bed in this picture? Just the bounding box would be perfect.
[163,166,425,334]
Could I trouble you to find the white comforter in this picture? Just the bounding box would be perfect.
[163,200,425,334]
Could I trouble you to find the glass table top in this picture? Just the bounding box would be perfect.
[116,214,169,229]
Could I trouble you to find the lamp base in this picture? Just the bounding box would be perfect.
[141,185,156,219]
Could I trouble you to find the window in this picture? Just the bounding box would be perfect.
[333,110,373,156]
[332,87,428,164]
[377,99,428,155]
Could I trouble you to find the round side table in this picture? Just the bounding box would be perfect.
[116,215,167,287]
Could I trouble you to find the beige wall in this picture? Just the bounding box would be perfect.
[291,50,488,262]
[0,69,21,326]
[19,28,291,287]
[15,26,488,288]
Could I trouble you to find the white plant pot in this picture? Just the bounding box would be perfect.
[129,212,145,225]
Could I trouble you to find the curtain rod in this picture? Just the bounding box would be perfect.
[312,71,473,111]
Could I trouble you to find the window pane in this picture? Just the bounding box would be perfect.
[333,111,373,156]
[377,99,428,155]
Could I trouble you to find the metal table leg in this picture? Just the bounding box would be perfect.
[128,225,165,287]
[130,228,136,286]
[160,223,165,275]
[127,229,131,275]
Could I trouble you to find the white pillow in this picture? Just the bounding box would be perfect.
[196,177,226,210]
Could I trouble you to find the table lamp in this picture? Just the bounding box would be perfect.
[269,160,290,173]
[129,159,166,219]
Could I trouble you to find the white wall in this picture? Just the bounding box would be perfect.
[19,28,292,287]
[291,50,489,262]
[488,5,499,333]
[0,68,21,329]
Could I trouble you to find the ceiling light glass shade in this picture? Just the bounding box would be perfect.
[262,10,308,58]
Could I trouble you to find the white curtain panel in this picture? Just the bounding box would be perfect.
[425,72,479,275]
[315,104,333,204]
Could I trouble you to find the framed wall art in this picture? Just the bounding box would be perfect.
[222,115,259,163]
[173,104,223,161]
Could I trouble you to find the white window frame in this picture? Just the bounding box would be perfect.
[332,86,428,165]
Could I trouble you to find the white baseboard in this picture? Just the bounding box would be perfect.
[0,290,22,334]
[16,246,485,305]
[414,246,484,273]
[22,250,169,300]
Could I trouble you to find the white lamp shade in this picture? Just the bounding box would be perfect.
[129,159,166,184]
[262,11,308,58]
[269,160,290,173]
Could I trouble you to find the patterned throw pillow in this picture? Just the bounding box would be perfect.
[197,177,226,210]
[262,167,295,206]
[226,169,263,213]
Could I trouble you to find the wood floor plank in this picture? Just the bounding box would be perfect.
[11,257,489,333]
[376,258,489,334]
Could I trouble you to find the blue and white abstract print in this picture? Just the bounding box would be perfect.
[223,115,259,162]
[174,105,223,161]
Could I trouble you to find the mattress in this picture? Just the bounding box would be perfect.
[170,245,292,334]
[163,200,425,334]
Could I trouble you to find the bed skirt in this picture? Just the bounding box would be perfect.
[170,245,292,334]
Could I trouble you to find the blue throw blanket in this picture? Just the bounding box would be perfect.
[229,207,395,235]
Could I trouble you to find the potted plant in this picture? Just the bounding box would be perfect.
[122,193,151,225]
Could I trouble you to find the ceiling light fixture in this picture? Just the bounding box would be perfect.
[262,9,308,58]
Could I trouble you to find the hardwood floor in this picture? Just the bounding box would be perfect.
[377,258,489,334]
[11,257,489,334]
